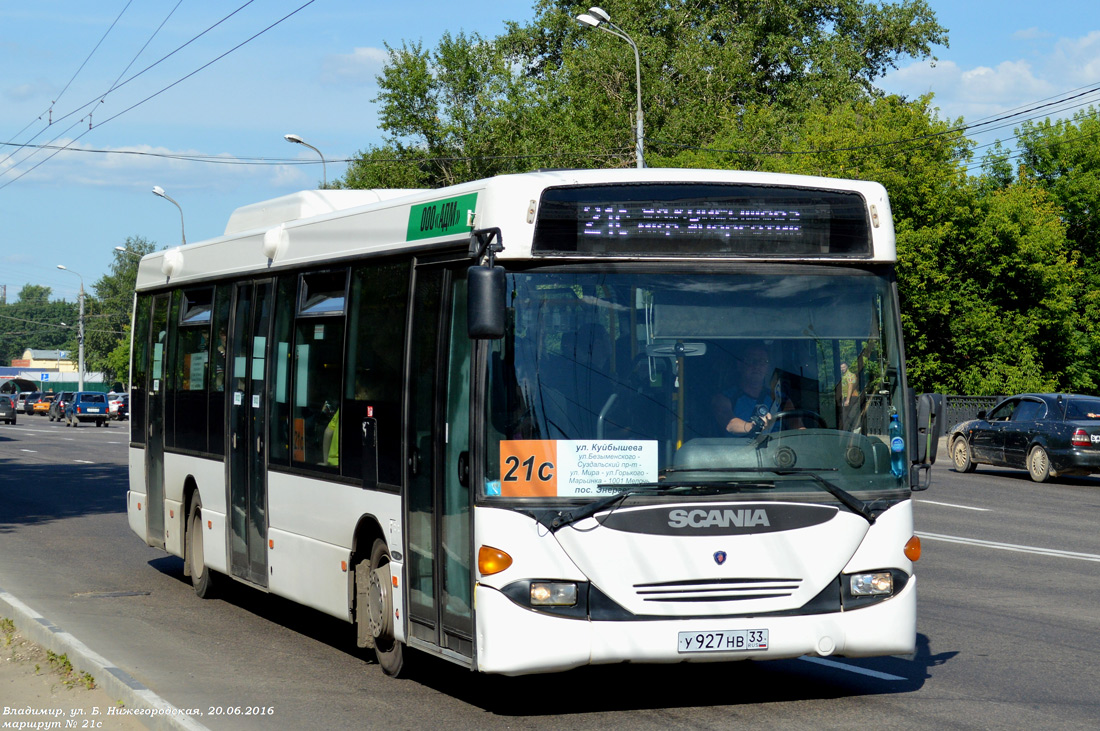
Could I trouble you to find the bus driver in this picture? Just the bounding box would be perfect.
[711,343,791,436]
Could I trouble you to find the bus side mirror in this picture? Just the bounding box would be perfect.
[467,265,506,339]
[910,392,939,491]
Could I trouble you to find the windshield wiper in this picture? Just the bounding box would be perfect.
[660,467,876,525]
[549,483,702,532]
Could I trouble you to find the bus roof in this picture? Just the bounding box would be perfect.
[135,168,896,291]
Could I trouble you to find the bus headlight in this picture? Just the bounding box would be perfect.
[530,582,578,607]
[849,572,893,596]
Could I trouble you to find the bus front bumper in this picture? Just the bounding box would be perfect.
[473,577,916,675]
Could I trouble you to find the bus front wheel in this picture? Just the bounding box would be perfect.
[360,538,404,676]
[188,496,217,598]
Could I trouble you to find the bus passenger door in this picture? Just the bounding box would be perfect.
[144,293,170,548]
[227,280,273,587]
[406,266,474,664]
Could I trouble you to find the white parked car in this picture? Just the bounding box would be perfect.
[107,393,129,420]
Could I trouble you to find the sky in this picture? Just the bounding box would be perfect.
[1,0,1098,304]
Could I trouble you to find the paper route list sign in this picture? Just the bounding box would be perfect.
[494,440,658,497]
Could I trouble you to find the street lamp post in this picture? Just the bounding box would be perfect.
[152,185,186,246]
[284,134,327,188]
[115,245,142,259]
[56,265,84,391]
[576,6,645,168]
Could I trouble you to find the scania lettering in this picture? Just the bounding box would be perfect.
[126,168,936,678]
[668,508,771,529]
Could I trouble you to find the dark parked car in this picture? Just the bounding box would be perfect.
[49,391,75,421]
[949,393,1100,482]
[20,391,44,415]
[0,394,15,425]
[65,392,111,427]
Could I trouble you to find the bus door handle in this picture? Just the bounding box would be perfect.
[232,432,237,450]
[256,436,262,454]
[409,446,421,477]
[457,451,469,488]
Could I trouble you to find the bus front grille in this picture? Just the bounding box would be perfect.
[634,577,802,603]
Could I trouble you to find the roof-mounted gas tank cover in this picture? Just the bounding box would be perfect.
[224,188,426,235]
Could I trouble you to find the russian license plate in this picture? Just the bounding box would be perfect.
[678,629,768,653]
[87,408,100,413]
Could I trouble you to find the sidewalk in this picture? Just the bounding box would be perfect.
[0,588,207,731]
[1,622,146,729]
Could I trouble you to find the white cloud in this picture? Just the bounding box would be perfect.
[1013,27,1052,41]
[882,28,1100,128]
[884,58,1056,122]
[321,46,389,87]
[1046,30,1100,85]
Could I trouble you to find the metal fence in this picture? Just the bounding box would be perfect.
[927,394,1004,437]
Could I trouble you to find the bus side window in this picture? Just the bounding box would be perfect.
[344,261,409,485]
[268,275,297,466]
[290,270,348,472]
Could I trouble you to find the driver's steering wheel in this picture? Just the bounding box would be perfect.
[768,409,828,431]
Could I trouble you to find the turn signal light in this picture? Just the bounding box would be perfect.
[478,545,513,576]
[904,535,922,562]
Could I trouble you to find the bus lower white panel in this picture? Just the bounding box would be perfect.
[475,586,593,675]
[474,579,917,675]
[267,528,352,621]
[168,453,229,515]
[126,447,146,541]
[266,472,402,550]
[164,497,183,556]
[126,490,147,542]
[834,577,917,657]
[202,508,229,574]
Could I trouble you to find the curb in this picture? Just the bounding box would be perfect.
[0,586,209,731]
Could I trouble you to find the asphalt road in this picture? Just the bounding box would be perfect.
[1,418,1098,729]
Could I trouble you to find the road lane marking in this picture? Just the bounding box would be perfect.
[798,656,907,681]
[20,449,36,453]
[918,532,1100,562]
[915,499,991,511]
[74,459,95,464]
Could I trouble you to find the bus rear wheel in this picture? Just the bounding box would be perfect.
[188,496,217,598]
[359,538,404,676]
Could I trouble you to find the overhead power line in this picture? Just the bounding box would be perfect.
[0,0,316,191]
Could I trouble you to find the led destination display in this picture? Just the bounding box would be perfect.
[532,183,872,258]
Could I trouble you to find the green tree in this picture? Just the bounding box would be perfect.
[1009,107,1100,390]
[338,0,948,187]
[947,180,1083,394]
[0,285,77,366]
[83,236,157,383]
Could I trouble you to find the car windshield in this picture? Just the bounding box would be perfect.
[484,269,909,503]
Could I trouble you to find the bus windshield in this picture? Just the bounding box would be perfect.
[484,269,908,501]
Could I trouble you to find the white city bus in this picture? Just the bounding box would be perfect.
[127,168,936,676]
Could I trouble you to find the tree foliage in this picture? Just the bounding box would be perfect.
[340,0,947,186]
[331,2,1100,396]
[83,236,157,382]
[0,287,76,367]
